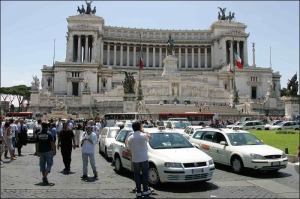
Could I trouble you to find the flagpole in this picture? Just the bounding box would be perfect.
[137,34,143,101]
[270,46,272,69]
[53,39,56,65]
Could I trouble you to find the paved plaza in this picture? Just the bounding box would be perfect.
[1,142,299,198]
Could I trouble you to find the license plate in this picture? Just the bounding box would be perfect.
[271,162,280,166]
[191,168,204,174]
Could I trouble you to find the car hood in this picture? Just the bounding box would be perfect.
[105,138,115,145]
[234,145,283,156]
[27,129,33,135]
[153,147,212,162]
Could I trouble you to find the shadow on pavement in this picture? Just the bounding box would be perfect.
[214,162,292,179]
[81,176,99,182]
[59,171,76,175]
[34,182,55,186]
[152,181,218,193]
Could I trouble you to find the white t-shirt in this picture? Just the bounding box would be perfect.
[34,124,42,134]
[68,122,73,130]
[127,131,149,163]
[56,121,63,132]
[96,122,102,130]
[10,124,18,138]
[81,132,97,154]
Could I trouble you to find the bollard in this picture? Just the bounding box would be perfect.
[285,148,289,154]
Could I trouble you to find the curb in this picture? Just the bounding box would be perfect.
[287,154,299,163]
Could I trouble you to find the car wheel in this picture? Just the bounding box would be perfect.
[231,156,244,174]
[278,128,282,130]
[148,165,161,186]
[114,155,123,174]
[295,128,299,130]
[257,128,262,130]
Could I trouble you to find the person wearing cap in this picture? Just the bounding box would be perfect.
[57,122,76,173]
[80,124,98,179]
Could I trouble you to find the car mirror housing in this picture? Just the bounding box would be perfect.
[220,141,227,146]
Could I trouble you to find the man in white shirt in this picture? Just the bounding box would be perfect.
[80,125,98,179]
[56,118,63,134]
[127,121,152,197]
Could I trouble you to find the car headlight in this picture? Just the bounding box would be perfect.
[282,152,286,158]
[164,162,183,168]
[208,159,214,165]
[250,153,266,160]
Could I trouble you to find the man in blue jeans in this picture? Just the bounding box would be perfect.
[36,122,56,185]
[127,121,152,197]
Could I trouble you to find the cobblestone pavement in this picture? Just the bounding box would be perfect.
[1,143,299,198]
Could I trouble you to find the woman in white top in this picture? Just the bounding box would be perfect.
[0,117,8,164]
[3,122,16,161]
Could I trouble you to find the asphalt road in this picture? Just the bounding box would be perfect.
[1,142,299,198]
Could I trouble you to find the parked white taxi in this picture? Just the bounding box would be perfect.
[189,127,288,174]
[99,127,120,160]
[111,126,215,186]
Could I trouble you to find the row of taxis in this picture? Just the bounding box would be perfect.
[107,120,289,186]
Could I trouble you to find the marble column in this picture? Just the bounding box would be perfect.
[204,46,208,68]
[92,35,96,62]
[77,35,81,62]
[107,43,110,65]
[159,45,162,67]
[68,34,74,62]
[185,46,188,68]
[198,46,201,68]
[113,43,117,66]
[84,35,89,62]
[230,41,233,69]
[146,45,149,67]
[237,41,240,58]
[100,40,104,65]
[191,46,194,68]
[243,40,248,66]
[120,43,123,66]
[133,45,136,67]
[179,46,181,68]
[210,44,214,67]
[153,46,155,67]
[127,45,130,66]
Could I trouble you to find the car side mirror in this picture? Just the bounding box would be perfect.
[220,141,228,146]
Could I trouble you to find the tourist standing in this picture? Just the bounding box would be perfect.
[3,122,16,161]
[55,118,63,136]
[36,121,56,185]
[33,119,42,155]
[80,125,98,179]
[127,121,152,197]
[16,119,28,156]
[57,122,76,173]
[4,119,17,158]
[74,120,82,148]
[0,117,8,165]
[50,123,57,145]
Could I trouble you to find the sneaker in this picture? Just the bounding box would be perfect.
[94,173,98,178]
[0,161,3,165]
[42,177,49,185]
[136,192,142,197]
[142,190,151,196]
[81,175,88,179]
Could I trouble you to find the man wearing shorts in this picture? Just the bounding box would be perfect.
[36,122,56,185]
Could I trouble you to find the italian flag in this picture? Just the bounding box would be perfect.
[139,46,143,70]
[234,49,243,69]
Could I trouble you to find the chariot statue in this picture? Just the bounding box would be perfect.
[77,1,96,14]
[217,7,235,21]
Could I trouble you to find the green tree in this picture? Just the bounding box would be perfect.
[0,85,31,112]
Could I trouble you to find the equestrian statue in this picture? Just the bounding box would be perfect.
[77,1,96,15]
[217,7,235,21]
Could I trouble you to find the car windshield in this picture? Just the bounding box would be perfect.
[226,133,264,146]
[239,122,247,126]
[26,123,35,130]
[173,122,191,129]
[108,129,119,138]
[276,122,284,126]
[149,133,194,149]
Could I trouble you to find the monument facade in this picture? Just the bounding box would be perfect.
[29,3,284,118]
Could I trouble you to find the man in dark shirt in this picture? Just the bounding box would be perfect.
[57,122,76,173]
[36,122,56,185]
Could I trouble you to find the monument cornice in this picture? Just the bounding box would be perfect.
[209,21,247,29]
[103,26,212,33]
[67,15,105,24]
[103,38,213,45]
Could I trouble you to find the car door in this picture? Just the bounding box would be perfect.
[114,130,132,170]
[189,130,205,148]
[120,131,133,170]
[282,122,290,130]
[211,132,229,164]
[100,128,108,152]
[198,131,216,159]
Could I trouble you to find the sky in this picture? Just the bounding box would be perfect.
[1,1,299,105]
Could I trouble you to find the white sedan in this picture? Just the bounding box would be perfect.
[189,127,288,174]
[112,127,215,186]
[99,127,120,160]
[269,121,299,130]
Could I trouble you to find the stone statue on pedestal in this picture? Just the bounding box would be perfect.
[54,102,67,111]
[121,71,136,93]
[31,75,40,91]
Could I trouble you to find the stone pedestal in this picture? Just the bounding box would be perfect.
[162,55,180,79]
[82,91,92,105]
[43,110,77,120]
[281,96,300,119]
[123,93,136,113]
[265,91,277,109]
[30,90,40,106]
